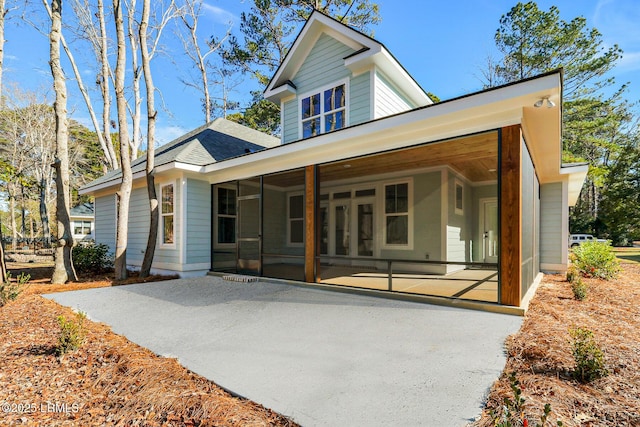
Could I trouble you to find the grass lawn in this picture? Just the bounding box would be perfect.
[612,246,640,264]
[0,263,297,426]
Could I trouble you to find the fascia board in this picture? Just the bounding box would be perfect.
[204,76,557,183]
[560,164,589,206]
[265,12,374,96]
[264,82,297,103]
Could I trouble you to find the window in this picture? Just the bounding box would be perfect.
[300,82,346,138]
[455,180,464,215]
[217,186,236,244]
[161,183,175,246]
[288,194,304,245]
[384,183,409,245]
[74,220,91,235]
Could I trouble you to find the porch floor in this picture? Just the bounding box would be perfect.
[262,264,499,303]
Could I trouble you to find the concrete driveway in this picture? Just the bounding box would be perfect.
[47,276,522,426]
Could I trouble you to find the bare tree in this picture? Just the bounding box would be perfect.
[40,0,119,170]
[126,0,142,159]
[177,0,232,123]
[138,0,155,277]
[3,91,57,248]
[48,0,77,283]
[112,0,132,280]
[0,0,6,103]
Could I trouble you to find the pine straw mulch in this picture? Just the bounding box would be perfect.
[472,262,640,427]
[0,266,297,426]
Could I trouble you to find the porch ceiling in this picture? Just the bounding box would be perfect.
[263,131,498,188]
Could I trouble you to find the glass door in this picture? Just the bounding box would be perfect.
[237,179,261,275]
[482,199,498,263]
[356,200,374,257]
[334,204,349,256]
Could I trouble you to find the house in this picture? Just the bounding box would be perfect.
[81,11,587,310]
[70,202,95,242]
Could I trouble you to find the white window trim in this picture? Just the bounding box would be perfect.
[298,78,349,139]
[159,181,177,249]
[454,179,464,215]
[73,220,92,235]
[381,179,413,250]
[213,184,237,249]
[287,191,305,247]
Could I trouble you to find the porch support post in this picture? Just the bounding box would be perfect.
[500,125,522,306]
[304,165,319,283]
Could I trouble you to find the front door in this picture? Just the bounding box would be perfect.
[482,199,498,263]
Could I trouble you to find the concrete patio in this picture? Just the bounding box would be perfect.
[47,276,522,426]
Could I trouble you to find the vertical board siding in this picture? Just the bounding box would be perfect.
[186,179,211,265]
[94,194,116,252]
[540,182,563,265]
[374,71,413,118]
[350,72,371,125]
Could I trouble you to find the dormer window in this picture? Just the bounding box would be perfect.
[300,81,347,138]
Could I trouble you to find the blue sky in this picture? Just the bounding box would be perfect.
[3,0,639,146]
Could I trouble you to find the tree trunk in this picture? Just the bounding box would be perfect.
[0,0,6,104]
[97,0,118,169]
[0,223,6,283]
[9,193,16,251]
[139,0,157,278]
[113,0,132,280]
[43,0,118,171]
[49,0,77,284]
[39,178,51,247]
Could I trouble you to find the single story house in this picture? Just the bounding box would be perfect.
[81,11,587,310]
[70,202,95,242]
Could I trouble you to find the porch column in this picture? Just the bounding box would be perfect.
[304,165,319,283]
[500,125,522,306]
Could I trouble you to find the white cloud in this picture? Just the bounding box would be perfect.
[593,0,640,48]
[155,125,187,146]
[617,51,640,72]
[201,3,237,25]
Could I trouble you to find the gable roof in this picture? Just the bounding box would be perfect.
[264,10,431,107]
[81,118,280,192]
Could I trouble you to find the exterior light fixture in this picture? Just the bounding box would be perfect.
[534,97,555,108]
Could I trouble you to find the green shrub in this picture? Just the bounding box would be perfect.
[490,372,563,426]
[0,272,31,307]
[565,264,579,283]
[571,278,588,301]
[72,242,114,274]
[569,327,608,383]
[56,311,87,356]
[571,241,620,280]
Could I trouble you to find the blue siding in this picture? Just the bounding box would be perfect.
[127,187,150,264]
[154,180,181,265]
[293,33,355,94]
[350,71,371,125]
[282,98,298,144]
[374,71,413,118]
[540,182,563,265]
[186,179,211,264]
[94,194,116,252]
